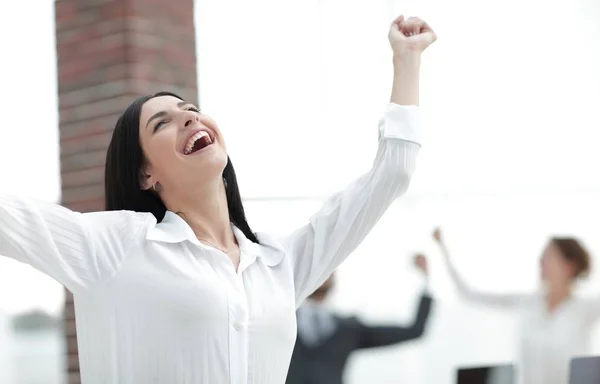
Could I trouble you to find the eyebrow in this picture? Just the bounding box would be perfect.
[145,101,190,129]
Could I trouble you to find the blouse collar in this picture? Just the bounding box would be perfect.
[145,211,282,266]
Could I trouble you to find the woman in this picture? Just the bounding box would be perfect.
[0,15,435,384]
[433,228,599,384]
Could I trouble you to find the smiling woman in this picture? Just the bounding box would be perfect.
[0,15,435,384]
[105,91,257,246]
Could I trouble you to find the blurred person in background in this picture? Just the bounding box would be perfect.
[286,254,433,384]
[0,15,436,384]
[433,228,599,384]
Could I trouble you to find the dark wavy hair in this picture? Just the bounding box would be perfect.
[104,91,258,243]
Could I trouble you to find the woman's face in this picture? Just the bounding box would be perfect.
[138,95,228,194]
[540,242,576,286]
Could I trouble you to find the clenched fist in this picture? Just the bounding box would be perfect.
[389,15,436,57]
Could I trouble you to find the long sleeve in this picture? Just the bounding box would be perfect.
[357,292,433,349]
[0,195,151,294]
[442,248,526,309]
[284,104,421,306]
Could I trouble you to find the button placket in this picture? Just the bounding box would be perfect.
[224,258,249,384]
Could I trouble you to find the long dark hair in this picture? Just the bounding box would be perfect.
[104,91,259,243]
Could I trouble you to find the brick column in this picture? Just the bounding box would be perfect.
[54,1,198,382]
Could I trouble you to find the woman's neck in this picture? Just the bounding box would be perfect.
[166,182,236,249]
[545,283,572,313]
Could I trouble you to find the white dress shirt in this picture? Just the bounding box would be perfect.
[445,258,600,384]
[0,103,421,384]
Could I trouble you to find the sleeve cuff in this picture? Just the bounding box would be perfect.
[378,103,422,146]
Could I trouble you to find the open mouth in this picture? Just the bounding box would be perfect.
[183,130,214,155]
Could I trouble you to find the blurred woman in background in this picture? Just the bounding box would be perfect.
[433,228,599,384]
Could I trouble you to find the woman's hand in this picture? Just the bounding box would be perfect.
[388,15,437,58]
[388,15,435,105]
[433,228,443,244]
[432,228,451,261]
[433,228,444,246]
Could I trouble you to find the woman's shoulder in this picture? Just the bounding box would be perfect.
[571,295,599,309]
[255,231,283,246]
[82,209,155,223]
[255,231,288,267]
[81,210,156,238]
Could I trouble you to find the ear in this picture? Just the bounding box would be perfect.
[569,262,581,280]
[139,166,155,191]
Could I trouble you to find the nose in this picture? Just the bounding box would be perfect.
[182,109,199,129]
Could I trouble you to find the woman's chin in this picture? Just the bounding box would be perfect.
[197,151,228,175]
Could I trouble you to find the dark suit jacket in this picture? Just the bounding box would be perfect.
[285,293,433,384]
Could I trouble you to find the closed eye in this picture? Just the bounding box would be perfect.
[153,120,167,132]
[152,106,200,132]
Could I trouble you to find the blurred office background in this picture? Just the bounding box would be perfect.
[0,0,599,383]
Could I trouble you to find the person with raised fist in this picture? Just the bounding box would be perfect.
[287,254,433,384]
[0,14,435,384]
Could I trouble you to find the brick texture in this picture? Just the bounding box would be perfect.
[54,0,198,381]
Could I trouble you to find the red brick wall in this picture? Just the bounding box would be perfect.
[54,1,198,381]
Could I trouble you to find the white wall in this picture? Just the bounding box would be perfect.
[195,0,600,200]
[0,0,63,317]
[0,313,16,384]
[12,329,65,384]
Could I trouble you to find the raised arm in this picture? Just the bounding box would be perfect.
[433,228,526,309]
[0,194,150,294]
[357,293,433,349]
[284,16,437,305]
[357,254,433,349]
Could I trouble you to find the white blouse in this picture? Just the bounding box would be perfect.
[444,257,600,384]
[0,103,421,384]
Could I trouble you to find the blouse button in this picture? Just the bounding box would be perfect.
[233,322,244,331]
